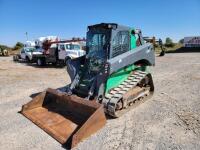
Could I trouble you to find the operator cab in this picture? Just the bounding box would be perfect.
[85,23,143,73]
[69,23,145,98]
[86,23,143,59]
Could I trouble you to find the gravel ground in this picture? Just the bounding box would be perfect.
[0,53,200,150]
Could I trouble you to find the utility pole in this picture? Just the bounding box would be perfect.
[25,32,28,41]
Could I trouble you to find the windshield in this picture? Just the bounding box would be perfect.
[86,30,110,72]
[65,44,81,50]
[24,47,36,52]
[86,30,110,59]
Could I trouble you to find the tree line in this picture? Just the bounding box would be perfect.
[164,37,184,47]
[1,38,184,51]
[0,42,24,51]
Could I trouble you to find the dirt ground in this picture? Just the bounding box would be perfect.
[0,53,200,150]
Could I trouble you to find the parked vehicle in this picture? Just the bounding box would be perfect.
[34,40,86,66]
[13,47,42,62]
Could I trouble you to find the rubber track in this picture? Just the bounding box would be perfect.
[102,70,150,117]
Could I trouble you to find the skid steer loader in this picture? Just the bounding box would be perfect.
[21,23,155,148]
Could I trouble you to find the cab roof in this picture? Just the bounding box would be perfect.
[88,23,131,31]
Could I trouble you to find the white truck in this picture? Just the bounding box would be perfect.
[57,42,85,60]
[34,41,86,66]
[13,47,43,62]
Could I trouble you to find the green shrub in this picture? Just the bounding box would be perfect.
[0,45,10,50]
[13,42,24,50]
[165,37,175,47]
[179,39,184,44]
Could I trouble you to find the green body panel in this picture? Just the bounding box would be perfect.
[130,29,137,49]
[105,65,147,93]
[105,29,139,93]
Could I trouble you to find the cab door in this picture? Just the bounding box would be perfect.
[20,48,26,59]
[58,44,66,60]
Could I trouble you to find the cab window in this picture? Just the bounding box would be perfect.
[21,49,25,53]
[71,44,80,50]
[65,44,71,50]
[111,31,129,58]
[60,45,65,50]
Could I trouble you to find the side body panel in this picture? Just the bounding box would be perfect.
[108,43,155,74]
[105,27,155,93]
[105,64,139,93]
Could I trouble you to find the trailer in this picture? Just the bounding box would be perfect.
[184,37,200,47]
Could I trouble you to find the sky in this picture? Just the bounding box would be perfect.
[0,0,200,46]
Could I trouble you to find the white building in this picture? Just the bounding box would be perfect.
[184,37,200,47]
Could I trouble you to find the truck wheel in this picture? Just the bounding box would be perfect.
[37,58,45,66]
[26,56,30,62]
[52,62,57,66]
[13,55,16,61]
[13,55,19,61]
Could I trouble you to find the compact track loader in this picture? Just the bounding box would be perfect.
[21,23,155,148]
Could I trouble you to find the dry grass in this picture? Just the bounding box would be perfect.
[155,43,183,54]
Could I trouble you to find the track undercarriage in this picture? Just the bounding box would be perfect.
[102,70,154,117]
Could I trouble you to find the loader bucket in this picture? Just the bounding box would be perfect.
[21,88,106,148]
